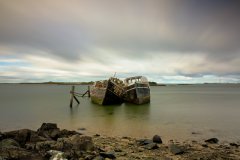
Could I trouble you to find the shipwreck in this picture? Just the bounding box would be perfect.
[90,77,125,105]
[90,76,150,105]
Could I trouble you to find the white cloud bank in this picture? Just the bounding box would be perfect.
[0,0,240,83]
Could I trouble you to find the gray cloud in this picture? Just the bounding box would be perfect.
[0,0,240,82]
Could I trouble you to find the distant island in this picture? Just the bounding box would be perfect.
[19,81,166,86]
[20,81,94,85]
[148,81,166,86]
[3,81,237,86]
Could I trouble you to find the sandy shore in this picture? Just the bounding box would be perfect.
[0,123,239,160]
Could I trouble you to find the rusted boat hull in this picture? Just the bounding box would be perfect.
[90,87,106,105]
[90,79,124,105]
[123,83,150,104]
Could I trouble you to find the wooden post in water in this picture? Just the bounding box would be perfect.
[88,85,90,97]
[70,86,80,107]
[70,86,75,107]
[70,85,89,107]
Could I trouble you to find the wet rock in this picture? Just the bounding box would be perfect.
[169,144,184,155]
[29,133,47,143]
[152,135,162,144]
[4,129,38,147]
[69,150,90,159]
[47,150,67,160]
[36,140,56,151]
[202,144,208,148]
[3,130,18,139]
[0,139,43,159]
[137,139,153,146]
[85,154,96,160]
[38,123,58,130]
[17,129,32,145]
[69,135,94,151]
[0,138,20,148]
[55,138,73,151]
[59,129,80,138]
[3,129,45,145]
[37,123,60,140]
[25,143,36,150]
[230,143,239,147]
[93,156,104,160]
[50,129,60,139]
[0,132,4,141]
[0,147,39,160]
[205,138,219,144]
[96,147,105,152]
[52,135,94,152]
[144,143,159,150]
[99,152,116,159]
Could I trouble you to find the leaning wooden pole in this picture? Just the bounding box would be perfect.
[70,86,74,107]
[74,95,80,104]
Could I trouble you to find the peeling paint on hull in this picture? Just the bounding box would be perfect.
[90,79,124,105]
[123,83,150,104]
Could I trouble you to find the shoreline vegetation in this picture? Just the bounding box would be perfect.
[0,123,239,160]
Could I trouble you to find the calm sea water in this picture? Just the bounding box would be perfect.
[0,84,240,142]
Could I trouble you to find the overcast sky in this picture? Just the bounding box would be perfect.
[0,0,240,83]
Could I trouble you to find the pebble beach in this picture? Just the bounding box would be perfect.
[1,123,239,160]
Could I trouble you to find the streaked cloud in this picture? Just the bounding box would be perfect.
[0,0,240,83]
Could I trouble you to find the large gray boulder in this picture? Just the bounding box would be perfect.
[37,123,60,140]
[35,135,94,152]
[0,139,43,160]
[4,129,46,147]
[38,123,58,131]
[67,135,94,151]
[4,129,31,147]
[0,147,43,160]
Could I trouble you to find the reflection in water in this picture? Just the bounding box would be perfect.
[69,104,79,120]
[123,103,150,121]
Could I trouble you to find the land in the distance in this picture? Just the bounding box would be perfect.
[1,81,239,86]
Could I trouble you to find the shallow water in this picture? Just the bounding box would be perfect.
[0,84,240,142]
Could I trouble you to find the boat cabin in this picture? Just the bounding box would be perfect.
[124,76,149,86]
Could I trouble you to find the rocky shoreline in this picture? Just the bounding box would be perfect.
[0,123,239,160]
